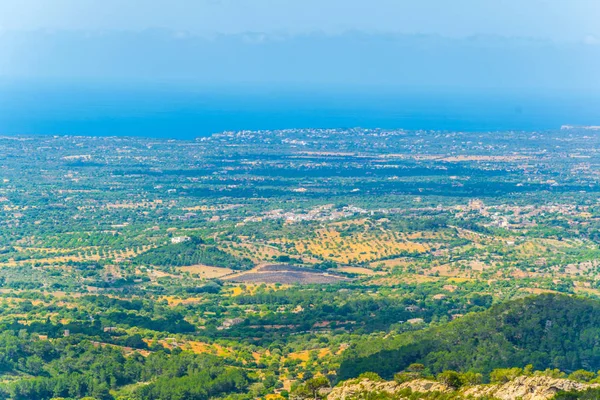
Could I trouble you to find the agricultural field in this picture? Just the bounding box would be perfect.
[3,129,600,399]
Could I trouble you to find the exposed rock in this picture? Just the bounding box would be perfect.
[398,379,450,394]
[327,378,450,400]
[327,376,598,400]
[463,375,598,400]
[327,378,398,399]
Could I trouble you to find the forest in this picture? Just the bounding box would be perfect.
[338,294,600,380]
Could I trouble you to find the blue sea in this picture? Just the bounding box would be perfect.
[1,81,599,138]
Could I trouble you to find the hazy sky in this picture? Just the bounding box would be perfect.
[1,0,599,93]
[0,0,599,41]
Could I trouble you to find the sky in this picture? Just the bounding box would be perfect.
[0,0,599,92]
[0,0,599,42]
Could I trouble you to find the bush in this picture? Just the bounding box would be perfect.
[535,368,566,379]
[407,363,425,373]
[358,372,384,382]
[394,372,420,384]
[490,367,523,384]
[568,370,596,382]
[460,371,483,386]
[436,370,463,389]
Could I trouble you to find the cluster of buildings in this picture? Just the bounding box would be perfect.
[244,204,370,224]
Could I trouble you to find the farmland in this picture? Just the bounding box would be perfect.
[3,128,600,399]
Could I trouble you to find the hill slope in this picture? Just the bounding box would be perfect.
[134,237,253,270]
[338,294,600,380]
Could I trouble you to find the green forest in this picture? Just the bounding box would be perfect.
[339,294,600,380]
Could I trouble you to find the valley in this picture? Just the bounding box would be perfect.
[2,128,600,399]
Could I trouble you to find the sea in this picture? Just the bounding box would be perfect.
[1,81,599,139]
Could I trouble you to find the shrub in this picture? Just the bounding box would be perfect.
[436,370,463,389]
[407,363,425,373]
[568,370,596,382]
[460,371,483,386]
[394,372,420,384]
[490,367,523,384]
[358,372,384,382]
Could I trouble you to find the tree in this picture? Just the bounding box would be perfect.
[293,377,330,400]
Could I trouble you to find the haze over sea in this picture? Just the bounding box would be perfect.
[1,81,599,139]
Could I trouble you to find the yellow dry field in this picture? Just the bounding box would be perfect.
[228,282,290,297]
[186,341,233,357]
[283,228,429,263]
[160,296,205,306]
[179,265,233,278]
[173,340,263,363]
[337,266,385,276]
[0,297,48,309]
[230,286,245,296]
[287,348,331,363]
[447,277,474,283]
[145,338,213,354]
[181,205,211,211]
[406,231,447,240]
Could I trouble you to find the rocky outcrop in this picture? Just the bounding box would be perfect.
[399,379,450,394]
[327,376,598,400]
[463,375,597,400]
[327,378,450,400]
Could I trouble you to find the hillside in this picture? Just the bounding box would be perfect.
[133,237,253,270]
[338,294,600,380]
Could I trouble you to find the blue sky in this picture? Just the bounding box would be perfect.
[0,0,598,92]
[0,0,599,41]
